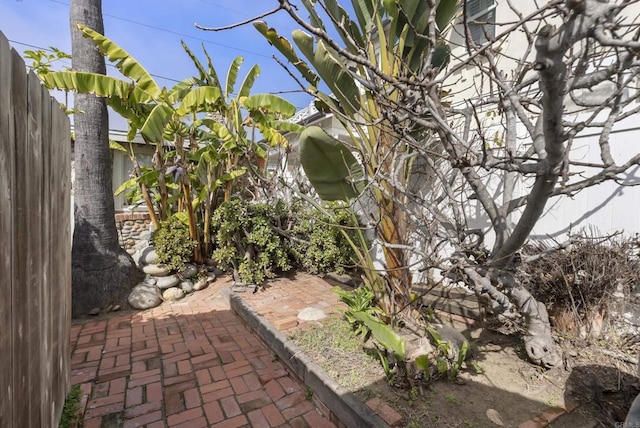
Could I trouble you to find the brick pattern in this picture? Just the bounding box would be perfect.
[71,276,336,427]
[240,273,347,332]
[114,211,152,222]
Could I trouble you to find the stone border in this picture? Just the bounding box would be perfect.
[229,293,389,428]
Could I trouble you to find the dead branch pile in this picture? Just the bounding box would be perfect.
[520,234,640,337]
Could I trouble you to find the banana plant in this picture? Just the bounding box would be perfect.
[44,24,301,263]
[256,0,460,322]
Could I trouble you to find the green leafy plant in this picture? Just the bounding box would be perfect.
[41,24,301,263]
[59,384,82,428]
[334,286,407,378]
[152,215,196,271]
[211,199,291,284]
[305,387,314,400]
[334,286,383,337]
[24,47,71,75]
[288,202,360,275]
[425,327,469,381]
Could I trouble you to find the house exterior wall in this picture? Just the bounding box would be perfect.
[445,1,640,244]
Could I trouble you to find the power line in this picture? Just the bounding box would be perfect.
[47,0,274,59]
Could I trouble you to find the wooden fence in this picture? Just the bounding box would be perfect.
[0,31,72,427]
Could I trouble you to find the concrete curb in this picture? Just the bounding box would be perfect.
[230,293,389,428]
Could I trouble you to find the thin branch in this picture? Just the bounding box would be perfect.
[195,5,284,32]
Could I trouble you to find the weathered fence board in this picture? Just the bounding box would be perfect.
[0,31,16,428]
[0,31,71,428]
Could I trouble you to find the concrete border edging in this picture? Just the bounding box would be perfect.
[230,293,389,428]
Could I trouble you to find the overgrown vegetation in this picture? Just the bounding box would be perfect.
[211,199,292,284]
[288,201,360,275]
[209,199,360,284]
[152,216,197,271]
[59,384,82,428]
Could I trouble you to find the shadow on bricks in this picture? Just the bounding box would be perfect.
[69,276,336,428]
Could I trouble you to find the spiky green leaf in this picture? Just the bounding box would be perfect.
[225,57,243,98]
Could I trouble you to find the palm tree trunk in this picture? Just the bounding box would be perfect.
[70,0,141,317]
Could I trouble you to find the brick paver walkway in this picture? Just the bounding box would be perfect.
[70,276,336,428]
[239,273,347,332]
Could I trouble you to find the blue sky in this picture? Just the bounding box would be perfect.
[0,0,316,130]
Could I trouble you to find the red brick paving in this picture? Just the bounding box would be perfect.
[240,273,347,332]
[71,275,338,427]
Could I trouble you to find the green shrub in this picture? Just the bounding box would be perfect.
[152,215,197,271]
[289,201,361,275]
[210,199,361,283]
[211,199,291,284]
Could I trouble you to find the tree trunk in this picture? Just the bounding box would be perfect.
[466,266,562,368]
[70,0,141,317]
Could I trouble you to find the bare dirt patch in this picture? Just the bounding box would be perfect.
[289,314,639,427]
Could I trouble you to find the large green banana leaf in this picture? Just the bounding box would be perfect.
[77,24,161,99]
[299,126,364,201]
[351,310,406,360]
[176,86,223,116]
[238,64,260,98]
[242,94,297,116]
[42,71,154,103]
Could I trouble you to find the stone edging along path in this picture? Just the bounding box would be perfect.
[229,293,390,428]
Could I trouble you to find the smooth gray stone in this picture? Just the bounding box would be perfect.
[128,283,162,309]
[178,263,198,279]
[131,249,142,266]
[138,230,152,241]
[298,307,327,321]
[155,275,180,289]
[140,247,160,265]
[162,287,185,301]
[180,280,194,294]
[207,266,224,276]
[143,277,157,285]
[193,278,209,291]
[143,264,171,277]
[133,239,150,250]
